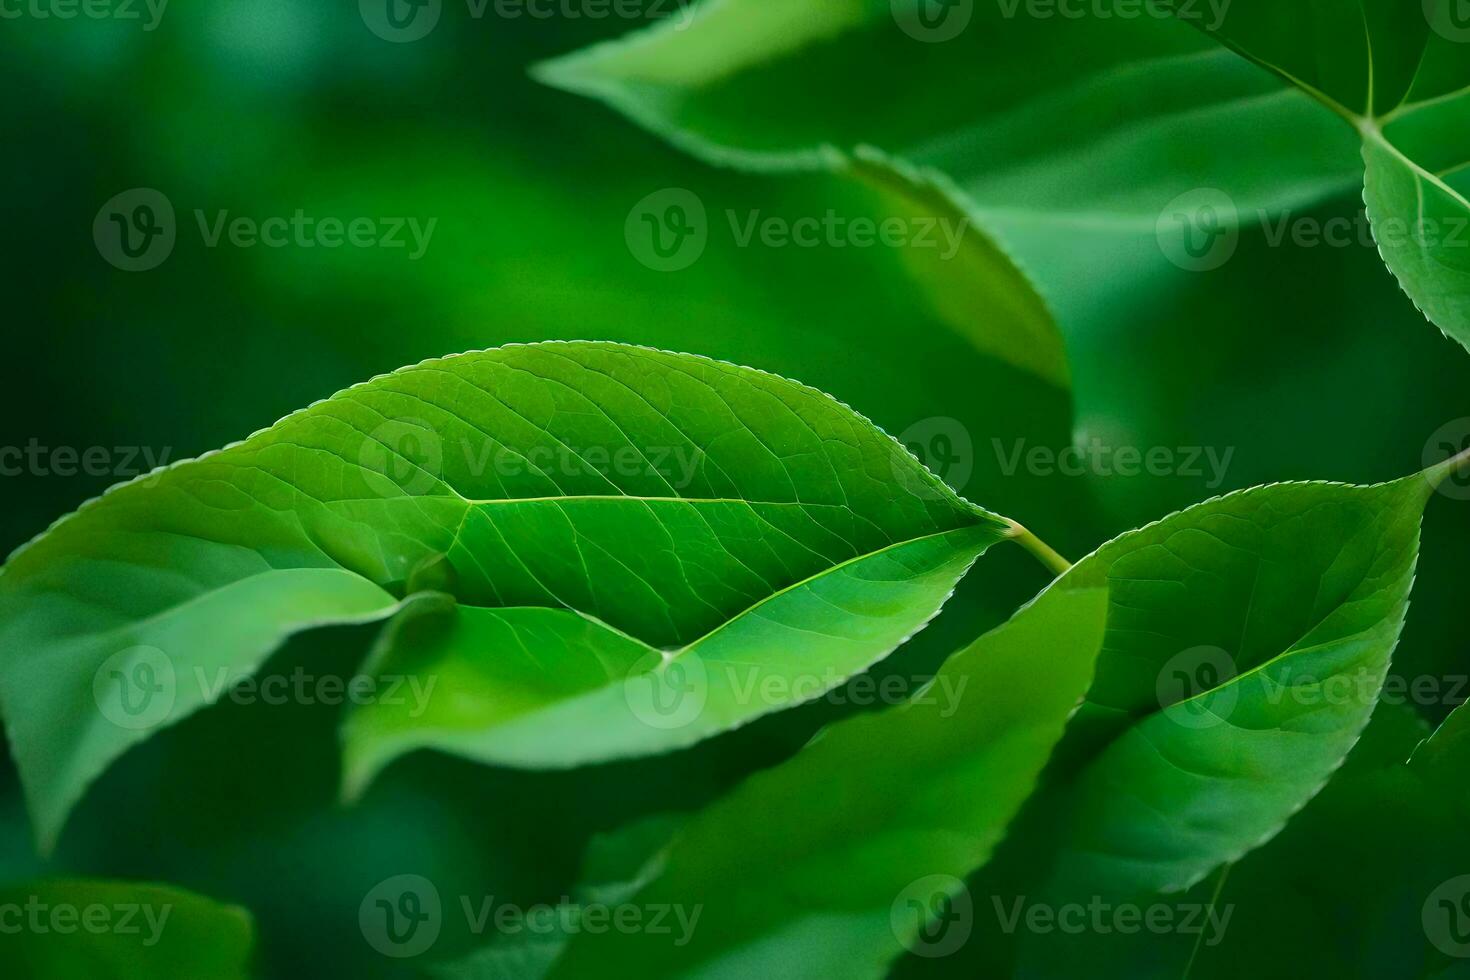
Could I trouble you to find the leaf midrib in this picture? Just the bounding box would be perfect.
[454,494,925,508]
[1363,124,1470,216]
[64,509,992,664]
[355,524,995,752]
[293,492,958,510]
[449,524,995,664]
[1187,3,1470,213]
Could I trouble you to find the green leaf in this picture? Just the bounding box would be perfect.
[1173,705,1467,980]
[1415,698,1470,760]
[539,580,1111,979]
[1170,0,1470,351]
[0,879,254,980]
[1008,475,1432,974]
[0,341,1009,852]
[1048,475,1428,889]
[521,476,1429,979]
[533,0,1358,247]
[1048,699,1470,979]
[924,475,1435,977]
[343,513,995,797]
[841,150,1069,388]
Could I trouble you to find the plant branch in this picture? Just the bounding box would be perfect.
[1004,520,1072,577]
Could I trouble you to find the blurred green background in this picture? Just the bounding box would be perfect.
[2,3,1468,977]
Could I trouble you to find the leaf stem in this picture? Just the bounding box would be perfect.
[1425,443,1470,490]
[1182,861,1233,979]
[1004,520,1072,577]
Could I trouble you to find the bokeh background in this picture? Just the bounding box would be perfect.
[3,3,1469,977]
